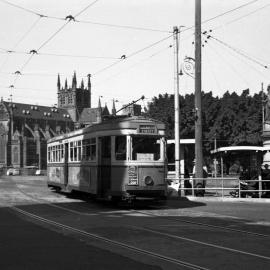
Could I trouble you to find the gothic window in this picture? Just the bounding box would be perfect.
[60,95,65,105]
[0,136,6,163]
[13,146,19,163]
[68,95,72,104]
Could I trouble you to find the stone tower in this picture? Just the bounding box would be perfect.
[57,72,91,122]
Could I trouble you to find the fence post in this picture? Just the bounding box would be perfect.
[238,179,241,198]
[222,177,224,198]
[258,175,262,198]
[191,176,195,196]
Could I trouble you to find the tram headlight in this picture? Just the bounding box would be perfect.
[144,176,154,186]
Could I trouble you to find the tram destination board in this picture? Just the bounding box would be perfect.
[138,125,156,134]
[128,166,138,185]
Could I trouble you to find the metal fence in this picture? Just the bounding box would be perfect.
[166,176,270,198]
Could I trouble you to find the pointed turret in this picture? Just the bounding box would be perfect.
[64,78,68,89]
[57,74,61,90]
[97,97,102,123]
[87,74,91,108]
[72,71,77,89]
[80,79,84,89]
[112,99,116,116]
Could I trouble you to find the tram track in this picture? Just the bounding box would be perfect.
[130,208,270,238]
[15,182,270,239]
[8,179,270,263]
[13,178,270,240]
[11,205,209,270]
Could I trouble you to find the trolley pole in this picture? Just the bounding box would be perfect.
[173,26,181,191]
[195,0,203,179]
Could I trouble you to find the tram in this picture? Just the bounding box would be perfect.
[47,115,167,201]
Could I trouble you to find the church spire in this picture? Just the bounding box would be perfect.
[87,74,91,108]
[72,71,77,89]
[64,78,68,89]
[80,79,84,89]
[97,97,102,123]
[57,74,61,90]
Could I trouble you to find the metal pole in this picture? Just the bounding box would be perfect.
[262,82,264,130]
[195,0,203,179]
[173,26,181,191]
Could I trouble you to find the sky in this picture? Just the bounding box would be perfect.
[0,0,270,112]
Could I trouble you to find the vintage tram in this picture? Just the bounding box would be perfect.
[47,115,167,201]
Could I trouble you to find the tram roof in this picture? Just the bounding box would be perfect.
[211,145,270,154]
[48,115,165,143]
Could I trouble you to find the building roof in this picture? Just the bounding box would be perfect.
[78,107,109,124]
[211,145,270,154]
[2,101,73,122]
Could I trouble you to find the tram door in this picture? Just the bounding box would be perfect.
[98,136,111,197]
[63,143,69,186]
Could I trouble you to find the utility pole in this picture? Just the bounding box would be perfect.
[173,26,181,188]
[195,0,203,179]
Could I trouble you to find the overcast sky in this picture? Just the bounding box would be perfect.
[0,0,270,111]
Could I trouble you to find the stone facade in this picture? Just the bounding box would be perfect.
[0,101,74,169]
[0,73,110,170]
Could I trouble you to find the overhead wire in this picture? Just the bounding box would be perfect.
[92,34,173,76]
[205,40,252,88]
[95,44,173,86]
[1,0,267,103]
[0,48,119,60]
[212,2,270,31]
[0,0,170,33]
[206,33,268,69]
[202,0,259,25]
[206,33,269,81]
[6,0,101,89]
[0,16,42,72]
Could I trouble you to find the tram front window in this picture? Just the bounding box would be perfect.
[115,136,126,160]
[132,136,160,161]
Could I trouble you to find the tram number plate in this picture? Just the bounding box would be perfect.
[128,166,138,185]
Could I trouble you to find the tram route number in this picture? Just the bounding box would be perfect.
[139,125,156,134]
[128,166,138,185]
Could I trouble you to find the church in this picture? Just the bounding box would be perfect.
[0,72,109,171]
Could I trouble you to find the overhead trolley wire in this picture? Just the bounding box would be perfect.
[0,0,169,33]
[76,19,171,33]
[202,0,259,25]
[206,34,269,81]
[0,48,119,60]
[6,0,101,88]
[212,3,270,31]
[0,0,46,17]
[93,34,173,76]
[207,33,268,69]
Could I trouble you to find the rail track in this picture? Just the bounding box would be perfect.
[5,178,270,269]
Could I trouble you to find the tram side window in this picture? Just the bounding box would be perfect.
[70,142,74,161]
[70,141,82,162]
[82,138,96,161]
[132,136,160,161]
[115,136,126,160]
[48,147,51,162]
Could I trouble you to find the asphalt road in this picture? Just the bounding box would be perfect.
[1,176,270,270]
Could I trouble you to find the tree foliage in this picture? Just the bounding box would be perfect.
[145,90,264,156]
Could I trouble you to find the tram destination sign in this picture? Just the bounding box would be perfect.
[128,166,138,185]
[138,125,156,134]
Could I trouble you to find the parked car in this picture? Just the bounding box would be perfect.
[6,168,20,176]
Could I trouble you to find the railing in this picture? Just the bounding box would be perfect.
[166,176,270,199]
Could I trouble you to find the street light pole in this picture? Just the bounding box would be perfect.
[173,26,181,188]
[195,0,203,179]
